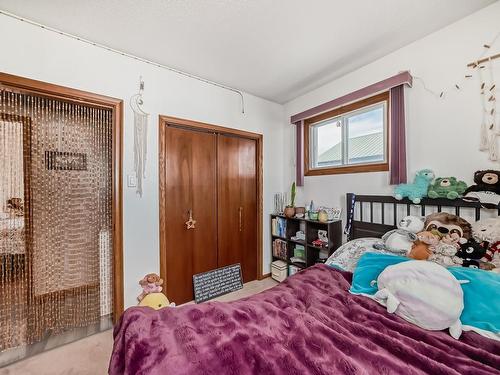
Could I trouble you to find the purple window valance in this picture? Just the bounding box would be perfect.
[292,71,412,186]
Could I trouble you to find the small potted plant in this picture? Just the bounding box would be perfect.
[284,182,296,218]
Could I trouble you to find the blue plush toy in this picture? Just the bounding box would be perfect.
[394,169,435,204]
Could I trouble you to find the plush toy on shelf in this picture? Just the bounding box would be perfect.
[394,169,435,204]
[427,177,467,200]
[374,215,424,254]
[463,170,500,208]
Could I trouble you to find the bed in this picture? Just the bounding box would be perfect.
[109,194,500,375]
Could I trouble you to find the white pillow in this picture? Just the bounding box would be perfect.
[325,238,402,272]
[373,260,465,339]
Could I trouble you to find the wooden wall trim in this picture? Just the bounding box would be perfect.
[158,115,265,286]
[0,72,124,323]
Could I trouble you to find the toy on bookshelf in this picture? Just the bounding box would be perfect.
[291,230,305,241]
[318,230,328,243]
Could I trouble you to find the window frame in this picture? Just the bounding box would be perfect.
[304,91,390,176]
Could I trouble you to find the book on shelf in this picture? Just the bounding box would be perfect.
[272,239,287,259]
[271,217,287,238]
[293,245,305,259]
[290,256,306,264]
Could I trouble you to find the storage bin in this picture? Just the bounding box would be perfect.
[271,260,288,282]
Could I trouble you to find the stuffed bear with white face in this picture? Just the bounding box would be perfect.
[375,215,425,254]
[471,218,500,271]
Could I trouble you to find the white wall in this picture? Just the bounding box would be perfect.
[284,2,500,222]
[0,15,285,308]
[2,1,499,308]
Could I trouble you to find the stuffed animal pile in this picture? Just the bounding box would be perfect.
[394,169,500,208]
[393,212,500,271]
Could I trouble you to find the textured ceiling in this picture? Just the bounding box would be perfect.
[0,0,495,103]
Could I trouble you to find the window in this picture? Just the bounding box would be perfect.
[305,92,389,175]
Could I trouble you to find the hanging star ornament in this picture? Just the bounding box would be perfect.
[185,210,196,229]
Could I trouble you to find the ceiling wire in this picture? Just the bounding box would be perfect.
[0,9,246,113]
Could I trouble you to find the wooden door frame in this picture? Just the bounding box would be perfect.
[0,72,124,323]
[158,115,265,290]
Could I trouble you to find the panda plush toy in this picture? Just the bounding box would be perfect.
[463,170,500,208]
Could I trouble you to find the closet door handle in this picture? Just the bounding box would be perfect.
[239,207,243,232]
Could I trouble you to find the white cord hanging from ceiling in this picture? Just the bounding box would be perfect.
[0,9,245,114]
[130,77,148,197]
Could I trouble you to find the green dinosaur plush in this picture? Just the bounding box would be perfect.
[428,177,467,199]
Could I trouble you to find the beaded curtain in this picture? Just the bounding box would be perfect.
[0,87,113,354]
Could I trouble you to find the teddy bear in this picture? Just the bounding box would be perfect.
[394,169,435,204]
[137,273,164,302]
[427,177,467,200]
[424,212,472,240]
[463,170,500,208]
[374,215,424,254]
[408,231,440,260]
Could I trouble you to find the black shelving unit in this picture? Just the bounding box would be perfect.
[271,214,342,270]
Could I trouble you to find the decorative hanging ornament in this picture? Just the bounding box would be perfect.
[487,57,498,161]
[130,77,149,197]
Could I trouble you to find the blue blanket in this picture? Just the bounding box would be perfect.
[348,252,500,339]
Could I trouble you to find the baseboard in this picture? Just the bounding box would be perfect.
[259,272,271,280]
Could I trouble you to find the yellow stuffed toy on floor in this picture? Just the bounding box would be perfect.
[138,292,174,310]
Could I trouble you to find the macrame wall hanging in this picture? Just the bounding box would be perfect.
[476,57,498,160]
[412,31,500,162]
[130,77,149,197]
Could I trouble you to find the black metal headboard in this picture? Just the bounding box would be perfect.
[345,193,500,240]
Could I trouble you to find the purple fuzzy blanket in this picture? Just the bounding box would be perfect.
[109,265,500,375]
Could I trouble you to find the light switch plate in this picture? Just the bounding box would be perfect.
[127,174,137,188]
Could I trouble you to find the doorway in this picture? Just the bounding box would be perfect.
[0,72,123,366]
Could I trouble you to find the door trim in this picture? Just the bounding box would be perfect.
[158,115,265,290]
[0,72,124,323]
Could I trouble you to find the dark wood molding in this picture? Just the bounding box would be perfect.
[0,72,124,323]
[158,115,265,288]
[306,163,389,176]
[304,91,390,177]
[259,272,271,280]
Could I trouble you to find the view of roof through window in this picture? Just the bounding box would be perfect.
[314,104,385,167]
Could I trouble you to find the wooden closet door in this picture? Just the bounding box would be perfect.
[163,126,218,305]
[217,135,257,283]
